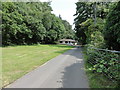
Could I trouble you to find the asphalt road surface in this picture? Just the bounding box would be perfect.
[8,47,89,88]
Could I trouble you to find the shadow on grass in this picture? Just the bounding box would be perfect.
[48,44,75,48]
[2,44,75,48]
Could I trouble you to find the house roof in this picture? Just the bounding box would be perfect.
[59,39,76,42]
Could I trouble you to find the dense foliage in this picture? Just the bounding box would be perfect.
[74,2,110,44]
[86,47,120,88]
[2,2,75,46]
[62,20,75,39]
[79,18,105,47]
[87,47,120,79]
[104,2,120,50]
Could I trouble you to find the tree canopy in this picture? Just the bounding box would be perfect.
[2,2,75,46]
[104,2,120,50]
[74,2,110,45]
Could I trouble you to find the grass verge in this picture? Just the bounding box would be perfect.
[82,47,118,88]
[2,44,74,87]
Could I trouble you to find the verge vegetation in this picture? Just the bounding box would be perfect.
[74,2,120,88]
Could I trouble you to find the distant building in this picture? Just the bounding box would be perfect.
[59,39,77,45]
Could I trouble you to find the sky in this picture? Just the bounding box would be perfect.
[41,0,78,28]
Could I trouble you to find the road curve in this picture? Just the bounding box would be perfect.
[8,47,89,88]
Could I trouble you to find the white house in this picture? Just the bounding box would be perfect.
[59,39,77,45]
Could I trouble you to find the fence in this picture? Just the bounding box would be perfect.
[86,46,120,82]
[90,47,120,53]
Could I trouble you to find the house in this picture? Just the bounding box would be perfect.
[59,39,77,45]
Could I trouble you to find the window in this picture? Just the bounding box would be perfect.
[60,41,62,43]
[65,41,68,43]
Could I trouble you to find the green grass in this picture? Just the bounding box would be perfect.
[82,47,118,88]
[2,44,74,87]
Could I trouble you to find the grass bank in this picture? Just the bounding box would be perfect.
[2,44,74,87]
[82,47,118,88]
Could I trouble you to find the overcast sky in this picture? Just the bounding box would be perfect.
[41,0,78,28]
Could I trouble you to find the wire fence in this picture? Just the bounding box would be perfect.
[90,47,120,54]
[86,46,120,82]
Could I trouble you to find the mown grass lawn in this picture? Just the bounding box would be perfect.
[2,44,74,87]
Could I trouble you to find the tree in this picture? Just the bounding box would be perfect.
[62,20,75,39]
[104,2,120,50]
[2,1,75,46]
[74,2,110,45]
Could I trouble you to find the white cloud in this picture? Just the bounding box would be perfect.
[51,0,78,28]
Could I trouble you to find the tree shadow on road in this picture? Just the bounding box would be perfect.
[56,47,89,88]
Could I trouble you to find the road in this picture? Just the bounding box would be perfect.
[8,47,89,88]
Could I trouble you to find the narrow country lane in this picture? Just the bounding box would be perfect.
[8,47,89,88]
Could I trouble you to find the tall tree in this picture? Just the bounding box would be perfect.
[2,2,75,45]
[62,20,75,39]
[104,2,120,50]
[74,2,110,44]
